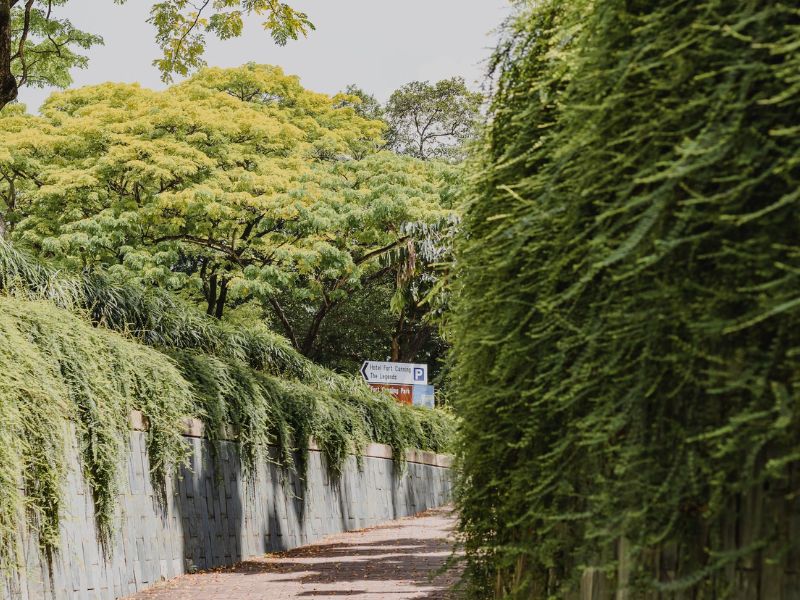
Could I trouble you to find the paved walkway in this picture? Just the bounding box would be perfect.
[126,507,461,600]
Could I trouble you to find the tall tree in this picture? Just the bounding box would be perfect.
[385,215,458,363]
[330,78,476,371]
[0,0,313,110]
[0,65,378,315]
[0,65,453,348]
[262,153,455,357]
[384,77,482,161]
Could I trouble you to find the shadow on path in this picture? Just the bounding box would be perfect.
[240,536,453,585]
[128,507,461,600]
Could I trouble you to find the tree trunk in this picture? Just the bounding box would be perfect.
[214,277,228,319]
[204,274,229,319]
[0,0,18,111]
[399,327,430,363]
[391,308,405,362]
[1,175,16,239]
[206,273,218,316]
[267,296,301,350]
[300,301,333,357]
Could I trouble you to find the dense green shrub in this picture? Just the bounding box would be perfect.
[0,239,309,378]
[451,0,800,597]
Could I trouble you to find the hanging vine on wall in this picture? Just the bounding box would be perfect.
[0,242,454,572]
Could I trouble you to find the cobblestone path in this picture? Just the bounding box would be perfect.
[125,507,460,600]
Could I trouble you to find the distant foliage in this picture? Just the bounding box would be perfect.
[384,78,482,162]
[451,0,800,597]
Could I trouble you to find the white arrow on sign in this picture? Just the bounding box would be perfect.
[360,361,428,385]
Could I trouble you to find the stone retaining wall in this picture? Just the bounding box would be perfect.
[3,414,453,600]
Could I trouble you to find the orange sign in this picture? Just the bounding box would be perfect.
[370,383,413,405]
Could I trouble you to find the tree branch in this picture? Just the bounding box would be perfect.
[12,0,33,60]
[172,0,211,65]
[353,236,409,267]
[149,233,245,265]
[301,296,335,356]
[267,295,301,350]
[239,214,264,243]
[8,0,33,88]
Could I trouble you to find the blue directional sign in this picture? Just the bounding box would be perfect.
[412,385,435,409]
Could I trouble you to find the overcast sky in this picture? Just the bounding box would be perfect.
[18,1,510,112]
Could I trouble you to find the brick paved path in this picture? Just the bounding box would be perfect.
[125,507,461,600]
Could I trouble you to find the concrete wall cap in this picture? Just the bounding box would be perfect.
[129,410,452,468]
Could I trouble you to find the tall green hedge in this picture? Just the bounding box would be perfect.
[451,0,800,597]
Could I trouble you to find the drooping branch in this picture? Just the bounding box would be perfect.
[353,236,409,267]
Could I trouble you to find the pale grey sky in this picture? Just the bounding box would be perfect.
[18,1,510,112]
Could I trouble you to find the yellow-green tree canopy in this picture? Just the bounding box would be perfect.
[0,64,455,354]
